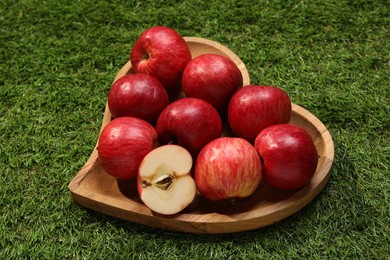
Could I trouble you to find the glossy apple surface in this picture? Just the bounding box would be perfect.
[98,117,158,179]
[195,137,262,201]
[228,85,292,143]
[130,26,191,90]
[254,124,318,190]
[107,74,169,123]
[137,145,196,215]
[182,54,243,113]
[156,97,222,157]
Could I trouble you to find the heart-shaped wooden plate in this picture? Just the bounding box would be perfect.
[68,37,334,234]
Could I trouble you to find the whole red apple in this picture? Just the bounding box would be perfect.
[107,74,169,123]
[195,137,262,201]
[156,97,222,157]
[98,117,159,179]
[254,124,318,190]
[130,26,191,90]
[228,85,292,143]
[181,54,243,113]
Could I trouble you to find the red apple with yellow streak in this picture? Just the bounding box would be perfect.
[195,137,262,201]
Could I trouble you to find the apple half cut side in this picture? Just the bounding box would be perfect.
[137,145,196,215]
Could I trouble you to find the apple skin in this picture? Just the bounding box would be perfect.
[130,26,192,90]
[228,85,292,143]
[156,97,222,157]
[195,137,262,201]
[97,117,159,179]
[182,54,243,113]
[254,124,318,190]
[107,74,169,123]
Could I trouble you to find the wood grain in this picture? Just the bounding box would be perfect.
[68,37,334,233]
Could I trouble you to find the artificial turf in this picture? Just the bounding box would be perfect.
[1,0,389,258]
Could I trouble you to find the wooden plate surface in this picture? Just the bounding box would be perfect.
[68,37,334,234]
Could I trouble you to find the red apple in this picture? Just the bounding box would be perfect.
[181,54,243,113]
[98,117,158,179]
[130,26,191,90]
[254,124,318,190]
[156,97,222,157]
[107,74,169,123]
[228,85,292,143]
[137,145,196,215]
[195,137,262,201]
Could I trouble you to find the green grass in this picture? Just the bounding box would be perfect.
[1,0,389,258]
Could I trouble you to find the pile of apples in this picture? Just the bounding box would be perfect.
[97,26,319,215]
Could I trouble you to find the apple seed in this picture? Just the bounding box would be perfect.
[153,174,175,190]
[141,174,175,191]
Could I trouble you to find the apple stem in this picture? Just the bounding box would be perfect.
[167,137,178,145]
[141,180,151,188]
[142,53,149,61]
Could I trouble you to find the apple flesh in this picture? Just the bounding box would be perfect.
[97,117,158,179]
[130,26,192,90]
[156,97,222,157]
[137,145,196,215]
[182,54,243,113]
[195,137,262,201]
[228,85,292,143]
[254,124,318,190]
[107,74,169,123]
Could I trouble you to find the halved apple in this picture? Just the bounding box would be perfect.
[137,145,196,215]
